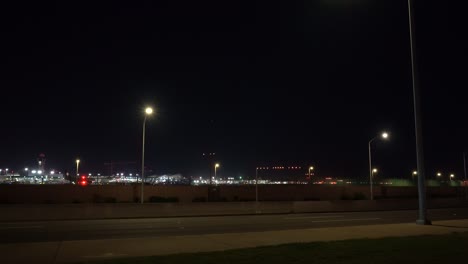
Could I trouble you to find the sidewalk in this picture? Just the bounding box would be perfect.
[2,219,468,264]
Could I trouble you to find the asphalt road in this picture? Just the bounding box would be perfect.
[1,208,467,244]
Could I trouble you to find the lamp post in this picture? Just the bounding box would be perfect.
[372,168,378,187]
[407,0,430,225]
[368,132,389,200]
[214,163,220,184]
[464,152,467,199]
[450,174,455,182]
[308,166,314,182]
[255,167,259,203]
[141,107,153,204]
[24,168,28,183]
[75,159,80,183]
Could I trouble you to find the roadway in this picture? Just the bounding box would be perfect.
[1,208,467,244]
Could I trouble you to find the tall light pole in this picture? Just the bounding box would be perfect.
[75,159,80,184]
[308,166,314,183]
[214,163,220,184]
[368,132,389,200]
[24,168,28,183]
[141,107,153,204]
[412,170,418,185]
[464,152,467,199]
[255,167,260,203]
[408,0,430,225]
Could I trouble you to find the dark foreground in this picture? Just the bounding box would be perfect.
[80,232,468,264]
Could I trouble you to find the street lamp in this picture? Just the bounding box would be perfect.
[214,163,220,184]
[76,159,80,175]
[75,159,80,184]
[407,0,430,225]
[308,166,314,181]
[368,132,389,200]
[141,106,153,204]
[255,167,259,203]
[450,174,455,182]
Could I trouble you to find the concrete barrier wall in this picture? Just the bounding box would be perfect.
[0,185,466,204]
[1,198,467,222]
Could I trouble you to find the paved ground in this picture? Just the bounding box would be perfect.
[1,208,468,264]
[1,207,467,244]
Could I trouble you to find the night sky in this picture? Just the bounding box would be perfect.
[1,1,466,179]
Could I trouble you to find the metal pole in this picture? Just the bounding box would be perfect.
[141,116,147,204]
[369,140,373,201]
[408,0,430,225]
[214,165,217,184]
[255,168,258,203]
[464,152,467,199]
[76,162,79,184]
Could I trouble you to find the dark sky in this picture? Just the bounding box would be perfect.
[0,0,467,179]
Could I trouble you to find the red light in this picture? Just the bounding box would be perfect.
[80,180,87,186]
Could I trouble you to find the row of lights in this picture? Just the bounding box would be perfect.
[257,166,311,170]
[412,171,455,178]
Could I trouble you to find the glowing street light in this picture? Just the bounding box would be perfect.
[141,106,154,204]
[255,167,260,203]
[372,168,378,174]
[308,166,314,180]
[76,159,80,176]
[214,163,220,183]
[368,131,389,200]
[437,172,442,177]
[412,170,418,180]
[450,174,455,181]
